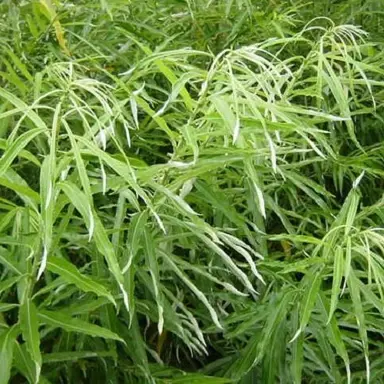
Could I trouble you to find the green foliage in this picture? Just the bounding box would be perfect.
[0,0,383,382]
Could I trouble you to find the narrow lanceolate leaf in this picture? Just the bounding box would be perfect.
[37,102,61,280]
[126,211,148,266]
[2,169,40,208]
[328,246,344,323]
[93,218,128,305]
[322,296,351,383]
[211,96,237,139]
[38,157,53,280]
[0,128,45,178]
[226,291,295,380]
[47,256,115,304]
[244,160,266,219]
[196,233,256,294]
[43,350,115,363]
[143,228,164,335]
[291,269,323,342]
[291,308,304,384]
[38,310,124,342]
[328,317,351,384]
[0,88,47,130]
[76,136,165,232]
[58,181,94,241]
[14,343,40,384]
[59,181,126,306]
[153,183,198,216]
[348,271,370,382]
[344,191,360,237]
[0,274,24,295]
[19,299,41,380]
[0,303,19,312]
[162,251,222,330]
[123,211,148,322]
[37,246,48,281]
[0,326,18,384]
[62,125,93,201]
[0,139,39,165]
[59,181,129,311]
[322,58,359,147]
[342,237,352,294]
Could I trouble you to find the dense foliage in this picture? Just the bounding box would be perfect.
[0,0,384,383]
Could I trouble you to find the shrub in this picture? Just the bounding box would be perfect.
[0,1,383,383]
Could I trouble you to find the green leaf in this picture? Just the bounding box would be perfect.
[0,275,24,295]
[47,256,116,304]
[161,250,222,330]
[0,128,45,178]
[0,303,18,312]
[43,350,115,363]
[0,326,18,384]
[58,181,93,238]
[348,271,369,381]
[328,245,344,322]
[59,180,125,293]
[19,299,41,379]
[0,88,47,131]
[319,293,351,384]
[291,269,323,341]
[38,310,124,342]
[0,139,40,166]
[4,48,33,82]
[291,307,304,384]
[226,291,294,380]
[143,228,164,334]
[14,342,39,384]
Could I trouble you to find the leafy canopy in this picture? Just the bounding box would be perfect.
[0,0,384,383]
